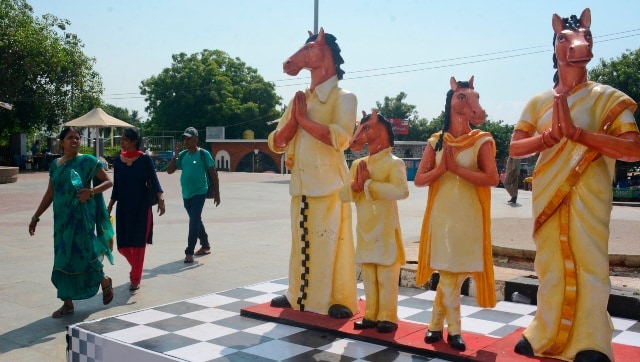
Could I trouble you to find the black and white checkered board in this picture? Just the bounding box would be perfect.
[67,278,640,362]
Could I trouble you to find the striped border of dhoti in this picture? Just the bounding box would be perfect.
[296,195,310,311]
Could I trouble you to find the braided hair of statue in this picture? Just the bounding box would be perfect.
[434,80,471,152]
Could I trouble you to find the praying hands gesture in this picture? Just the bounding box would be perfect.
[351,160,370,193]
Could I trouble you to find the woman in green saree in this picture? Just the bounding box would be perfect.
[29,127,115,318]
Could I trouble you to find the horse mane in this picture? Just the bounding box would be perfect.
[552,14,581,86]
[361,112,395,147]
[434,81,470,152]
[306,32,345,80]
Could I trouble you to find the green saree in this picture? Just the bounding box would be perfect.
[49,154,114,301]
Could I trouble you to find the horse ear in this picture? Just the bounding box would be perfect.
[317,27,325,43]
[308,30,313,37]
[450,76,458,91]
[362,110,367,118]
[372,109,378,118]
[469,75,475,89]
[579,8,591,29]
[552,13,564,34]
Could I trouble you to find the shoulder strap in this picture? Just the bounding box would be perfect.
[200,149,208,170]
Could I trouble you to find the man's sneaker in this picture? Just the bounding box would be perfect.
[184,254,194,263]
[195,247,211,256]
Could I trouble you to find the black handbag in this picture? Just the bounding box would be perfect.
[199,150,218,199]
[143,155,159,206]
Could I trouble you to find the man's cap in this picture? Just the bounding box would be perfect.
[182,127,198,138]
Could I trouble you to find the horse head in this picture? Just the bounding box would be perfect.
[283,28,345,87]
[350,109,394,155]
[434,76,485,151]
[449,76,486,127]
[552,8,593,86]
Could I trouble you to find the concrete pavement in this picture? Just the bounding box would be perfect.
[1,170,638,361]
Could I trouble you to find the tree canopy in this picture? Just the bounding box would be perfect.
[0,0,103,141]
[140,49,281,140]
[589,47,640,124]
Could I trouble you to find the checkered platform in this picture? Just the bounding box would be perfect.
[68,278,640,361]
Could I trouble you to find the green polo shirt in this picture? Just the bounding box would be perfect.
[176,148,215,199]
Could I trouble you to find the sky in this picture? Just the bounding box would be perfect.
[28,0,640,127]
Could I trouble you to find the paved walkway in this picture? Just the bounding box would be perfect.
[1,170,638,361]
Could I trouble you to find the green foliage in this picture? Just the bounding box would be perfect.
[0,0,103,140]
[375,92,418,121]
[140,49,282,140]
[476,119,514,163]
[79,145,94,155]
[104,146,120,157]
[589,48,640,125]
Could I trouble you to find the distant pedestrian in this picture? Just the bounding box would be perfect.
[167,127,220,263]
[504,157,521,203]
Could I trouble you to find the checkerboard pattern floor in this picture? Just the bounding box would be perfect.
[68,278,640,361]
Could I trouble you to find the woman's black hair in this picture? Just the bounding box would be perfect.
[58,126,78,141]
[122,127,142,150]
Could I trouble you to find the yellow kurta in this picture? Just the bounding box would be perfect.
[339,147,409,323]
[515,81,638,361]
[339,148,408,266]
[268,76,359,315]
[416,130,496,308]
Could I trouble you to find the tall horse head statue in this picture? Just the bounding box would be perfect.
[350,109,394,156]
[434,76,486,151]
[551,8,593,91]
[283,27,345,91]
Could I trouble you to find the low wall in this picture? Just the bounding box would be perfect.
[0,166,18,184]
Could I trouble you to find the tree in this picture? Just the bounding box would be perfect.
[589,48,640,177]
[476,119,514,163]
[375,92,425,141]
[0,0,103,141]
[140,49,281,140]
[589,48,640,124]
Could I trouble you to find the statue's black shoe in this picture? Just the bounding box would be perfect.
[424,330,443,343]
[574,350,610,362]
[447,334,466,351]
[328,304,352,319]
[270,295,291,308]
[514,336,534,356]
[376,321,398,333]
[353,318,377,330]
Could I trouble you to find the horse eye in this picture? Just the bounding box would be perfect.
[585,31,592,40]
[557,34,565,42]
[458,94,466,101]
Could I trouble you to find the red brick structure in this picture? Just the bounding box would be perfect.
[208,139,283,173]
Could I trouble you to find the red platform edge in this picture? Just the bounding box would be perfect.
[240,300,637,361]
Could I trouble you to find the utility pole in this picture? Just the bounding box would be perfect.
[313,0,319,34]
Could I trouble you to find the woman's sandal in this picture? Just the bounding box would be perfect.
[52,304,74,318]
[129,283,140,291]
[102,276,114,305]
